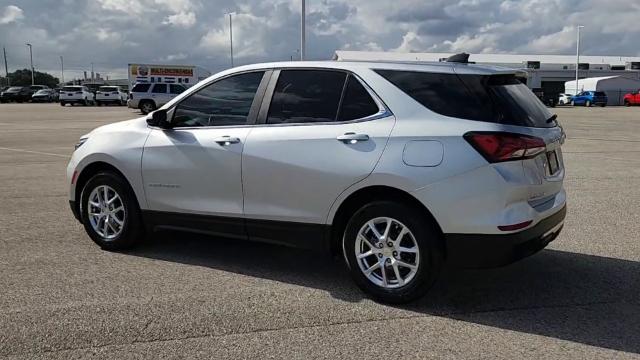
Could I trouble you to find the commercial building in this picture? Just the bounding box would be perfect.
[333,51,640,102]
[127,64,211,90]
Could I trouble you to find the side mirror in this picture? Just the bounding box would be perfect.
[146,109,172,129]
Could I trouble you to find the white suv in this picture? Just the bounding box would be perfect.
[127,83,186,114]
[96,86,127,106]
[60,86,95,106]
[68,59,566,303]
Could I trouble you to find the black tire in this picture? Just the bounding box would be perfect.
[60,102,65,107]
[80,171,144,251]
[139,100,156,114]
[570,100,575,106]
[342,201,443,304]
[96,101,101,106]
[625,100,631,107]
[83,98,88,106]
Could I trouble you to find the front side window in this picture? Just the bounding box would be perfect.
[267,70,346,124]
[151,84,167,93]
[172,71,265,128]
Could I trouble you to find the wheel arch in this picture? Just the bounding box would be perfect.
[74,161,141,220]
[328,185,445,256]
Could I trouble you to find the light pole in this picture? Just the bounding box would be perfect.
[91,62,94,82]
[3,47,9,86]
[300,0,305,60]
[26,43,34,85]
[575,25,584,96]
[60,56,64,84]
[225,12,236,68]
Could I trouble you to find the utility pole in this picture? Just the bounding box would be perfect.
[300,0,305,60]
[26,43,34,85]
[60,56,64,84]
[575,25,584,96]
[3,47,9,86]
[226,12,235,67]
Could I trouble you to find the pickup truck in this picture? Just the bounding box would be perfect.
[623,90,640,106]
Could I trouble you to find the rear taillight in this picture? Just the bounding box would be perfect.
[464,132,546,163]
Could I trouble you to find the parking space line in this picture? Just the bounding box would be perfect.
[0,147,68,158]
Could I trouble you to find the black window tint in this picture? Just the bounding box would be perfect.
[338,75,379,121]
[172,71,264,128]
[375,70,553,128]
[151,84,167,93]
[132,83,150,92]
[169,84,185,94]
[267,70,346,124]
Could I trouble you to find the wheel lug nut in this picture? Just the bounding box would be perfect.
[387,242,393,247]
[393,251,398,257]
[385,258,391,264]
[377,253,383,258]
[377,243,383,249]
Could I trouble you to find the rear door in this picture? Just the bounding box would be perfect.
[241,69,394,246]
[150,83,169,106]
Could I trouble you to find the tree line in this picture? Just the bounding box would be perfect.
[1,69,60,88]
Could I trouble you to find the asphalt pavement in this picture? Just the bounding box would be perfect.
[0,103,638,359]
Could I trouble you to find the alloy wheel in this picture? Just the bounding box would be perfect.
[87,185,126,240]
[355,217,420,289]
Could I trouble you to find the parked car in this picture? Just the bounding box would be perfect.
[571,91,607,107]
[127,83,187,114]
[31,88,57,102]
[623,90,640,106]
[557,93,572,105]
[0,86,25,102]
[96,86,127,106]
[60,86,95,106]
[68,60,566,303]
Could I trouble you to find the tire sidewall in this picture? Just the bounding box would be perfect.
[342,201,442,303]
[80,172,142,250]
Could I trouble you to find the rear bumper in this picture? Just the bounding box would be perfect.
[444,205,566,268]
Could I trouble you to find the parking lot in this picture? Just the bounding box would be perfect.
[0,103,638,359]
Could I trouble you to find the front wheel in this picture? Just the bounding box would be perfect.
[571,100,575,106]
[80,172,144,250]
[585,100,591,107]
[139,100,156,114]
[625,100,631,107]
[342,201,443,304]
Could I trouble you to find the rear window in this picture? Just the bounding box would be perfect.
[375,70,555,128]
[99,87,118,92]
[62,86,82,91]
[131,83,151,92]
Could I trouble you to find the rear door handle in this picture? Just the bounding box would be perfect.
[337,132,369,143]
[214,136,241,145]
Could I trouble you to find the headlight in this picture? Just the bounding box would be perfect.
[75,137,88,150]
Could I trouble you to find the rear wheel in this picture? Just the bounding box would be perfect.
[624,100,631,107]
[585,100,591,107]
[139,100,156,114]
[342,201,443,304]
[60,102,65,107]
[96,101,102,106]
[80,172,144,250]
[571,100,575,106]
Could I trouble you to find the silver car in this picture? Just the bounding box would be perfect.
[67,58,566,303]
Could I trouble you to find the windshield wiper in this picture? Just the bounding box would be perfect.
[546,114,558,124]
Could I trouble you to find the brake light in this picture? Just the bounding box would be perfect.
[464,132,546,163]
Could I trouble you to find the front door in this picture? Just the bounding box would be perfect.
[241,69,395,247]
[141,71,269,238]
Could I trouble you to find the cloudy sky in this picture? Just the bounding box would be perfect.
[1,0,639,80]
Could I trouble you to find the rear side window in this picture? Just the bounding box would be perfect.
[594,91,606,96]
[338,75,380,121]
[151,84,167,93]
[169,84,185,94]
[172,71,264,127]
[375,70,554,128]
[131,84,151,92]
[267,70,346,124]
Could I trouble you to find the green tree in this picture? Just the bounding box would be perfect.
[0,69,60,88]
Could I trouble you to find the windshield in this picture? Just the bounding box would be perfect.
[99,87,118,92]
[62,86,82,91]
[7,87,22,92]
[35,90,49,94]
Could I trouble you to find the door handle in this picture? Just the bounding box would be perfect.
[214,136,241,145]
[337,132,369,143]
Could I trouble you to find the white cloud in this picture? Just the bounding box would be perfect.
[0,5,24,24]
[163,11,196,28]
